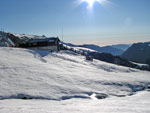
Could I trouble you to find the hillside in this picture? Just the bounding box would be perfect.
[80,44,124,56]
[63,43,127,56]
[0,47,150,113]
[121,42,150,64]
[111,44,131,51]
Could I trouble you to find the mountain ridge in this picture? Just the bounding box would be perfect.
[63,42,131,56]
[121,42,150,64]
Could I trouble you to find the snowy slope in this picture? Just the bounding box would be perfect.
[0,47,150,113]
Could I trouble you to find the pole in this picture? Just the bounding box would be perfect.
[62,27,63,42]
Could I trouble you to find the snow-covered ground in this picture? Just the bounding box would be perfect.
[62,43,97,54]
[0,47,150,113]
[1,91,150,113]
[73,46,97,52]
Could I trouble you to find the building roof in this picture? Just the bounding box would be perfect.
[1,32,60,46]
[28,37,60,43]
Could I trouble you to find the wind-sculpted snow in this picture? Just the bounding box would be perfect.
[0,47,150,102]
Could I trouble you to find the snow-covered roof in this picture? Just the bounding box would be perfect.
[28,38,59,43]
[13,33,47,40]
[1,32,59,45]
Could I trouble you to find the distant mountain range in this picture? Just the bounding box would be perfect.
[121,42,150,64]
[111,44,132,51]
[79,44,124,56]
[63,42,131,56]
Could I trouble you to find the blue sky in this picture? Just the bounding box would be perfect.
[0,0,149,45]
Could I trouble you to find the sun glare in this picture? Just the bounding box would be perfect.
[81,0,107,8]
[86,0,95,7]
[82,0,96,7]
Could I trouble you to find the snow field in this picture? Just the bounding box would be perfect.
[0,47,150,113]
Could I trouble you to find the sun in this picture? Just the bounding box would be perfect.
[81,0,105,8]
[86,0,96,7]
[81,0,96,7]
[78,0,111,10]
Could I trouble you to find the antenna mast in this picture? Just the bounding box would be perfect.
[62,27,63,42]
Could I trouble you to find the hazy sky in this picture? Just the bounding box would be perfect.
[0,0,150,45]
